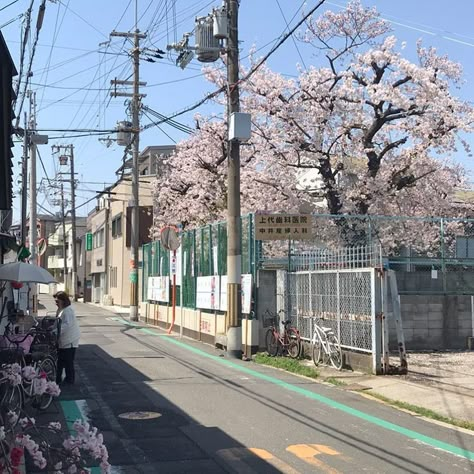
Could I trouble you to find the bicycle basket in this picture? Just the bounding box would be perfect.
[40,317,60,333]
[263,315,277,327]
[0,347,24,364]
[30,342,51,352]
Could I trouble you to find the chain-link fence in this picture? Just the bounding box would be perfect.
[287,244,379,352]
[270,214,474,295]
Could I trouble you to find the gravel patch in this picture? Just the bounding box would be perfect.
[391,351,474,393]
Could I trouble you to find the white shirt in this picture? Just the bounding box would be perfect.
[57,306,81,349]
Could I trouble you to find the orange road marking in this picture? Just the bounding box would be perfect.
[287,444,342,474]
[217,447,301,474]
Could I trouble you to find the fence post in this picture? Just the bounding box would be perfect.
[193,229,197,309]
[286,238,292,324]
[440,218,447,293]
[371,268,383,374]
[249,214,256,319]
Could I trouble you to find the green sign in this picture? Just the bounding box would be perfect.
[86,233,93,251]
[17,245,31,261]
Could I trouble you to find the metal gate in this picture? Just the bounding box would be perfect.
[287,245,383,372]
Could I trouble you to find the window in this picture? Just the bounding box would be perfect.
[94,228,104,248]
[112,214,122,238]
[109,266,118,288]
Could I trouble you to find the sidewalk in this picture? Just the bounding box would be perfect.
[38,294,474,427]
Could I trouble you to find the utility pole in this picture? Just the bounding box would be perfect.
[69,145,78,301]
[110,27,146,321]
[226,0,242,358]
[52,144,77,298]
[60,182,68,292]
[21,112,28,246]
[28,91,37,265]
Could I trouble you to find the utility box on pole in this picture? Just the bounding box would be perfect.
[229,112,251,142]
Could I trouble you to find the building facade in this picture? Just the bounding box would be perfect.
[86,145,175,307]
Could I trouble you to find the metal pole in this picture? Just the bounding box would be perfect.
[21,112,28,246]
[60,182,68,292]
[70,145,78,301]
[168,249,177,334]
[129,29,141,321]
[29,92,37,265]
[226,0,242,358]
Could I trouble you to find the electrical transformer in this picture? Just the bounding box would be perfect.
[195,16,220,62]
[116,121,132,146]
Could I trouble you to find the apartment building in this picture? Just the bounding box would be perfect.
[86,145,175,307]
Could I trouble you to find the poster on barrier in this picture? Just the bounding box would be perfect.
[147,276,170,303]
[196,275,220,310]
[220,274,252,314]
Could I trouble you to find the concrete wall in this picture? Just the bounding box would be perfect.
[395,270,474,294]
[139,302,259,354]
[390,295,473,350]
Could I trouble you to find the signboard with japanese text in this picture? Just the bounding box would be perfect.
[147,276,170,303]
[255,213,312,240]
[86,233,93,251]
[168,247,182,286]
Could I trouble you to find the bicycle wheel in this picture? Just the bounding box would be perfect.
[0,382,22,422]
[312,338,322,366]
[265,328,279,357]
[33,356,56,410]
[327,334,343,370]
[287,328,301,359]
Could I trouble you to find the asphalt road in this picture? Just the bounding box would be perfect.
[57,302,474,473]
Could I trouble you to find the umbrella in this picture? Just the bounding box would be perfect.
[0,262,56,284]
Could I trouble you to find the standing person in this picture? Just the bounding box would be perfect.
[54,291,80,385]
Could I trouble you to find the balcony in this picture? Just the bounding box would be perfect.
[48,234,64,246]
[47,255,65,269]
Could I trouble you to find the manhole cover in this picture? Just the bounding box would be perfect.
[118,411,162,420]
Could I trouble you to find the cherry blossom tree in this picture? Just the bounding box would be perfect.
[152,115,303,233]
[152,0,473,249]
[241,0,472,220]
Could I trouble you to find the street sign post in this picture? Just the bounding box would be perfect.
[160,225,181,334]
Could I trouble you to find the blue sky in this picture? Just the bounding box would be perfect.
[1,0,474,221]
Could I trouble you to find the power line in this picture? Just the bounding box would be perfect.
[325,1,474,48]
[142,105,193,133]
[13,0,35,111]
[38,58,130,112]
[0,13,23,29]
[0,0,20,13]
[143,0,327,132]
[36,145,52,186]
[142,110,177,143]
[15,0,49,128]
[275,0,307,69]
[38,0,69,110]
[57,0,109,39]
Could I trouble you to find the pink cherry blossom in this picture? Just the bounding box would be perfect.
[152,0,474,252]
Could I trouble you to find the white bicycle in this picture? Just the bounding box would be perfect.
[312,318,343,370]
